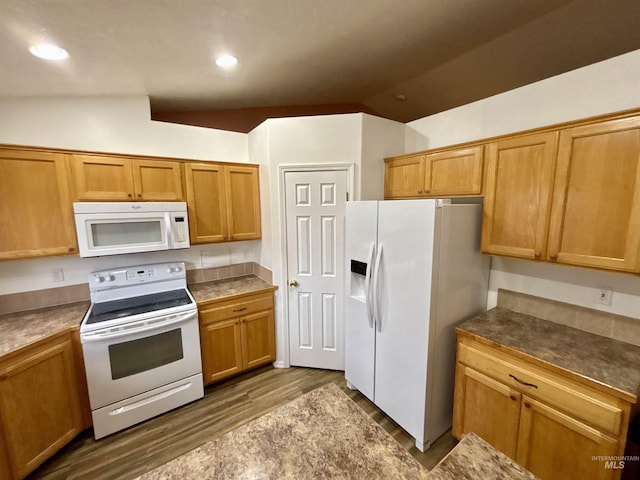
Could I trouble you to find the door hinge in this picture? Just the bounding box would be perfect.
[346,192,349,201]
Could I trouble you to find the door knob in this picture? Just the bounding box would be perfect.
[289,280,298,287]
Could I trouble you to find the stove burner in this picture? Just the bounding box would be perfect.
[86,289,193,325]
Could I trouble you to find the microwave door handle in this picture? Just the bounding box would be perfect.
[81,310,197,342]
[165,214,173,248]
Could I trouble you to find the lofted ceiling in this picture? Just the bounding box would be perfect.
[1,0,639,132]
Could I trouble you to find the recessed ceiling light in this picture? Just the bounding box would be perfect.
[215,54,238,68]
[29,44,69,61]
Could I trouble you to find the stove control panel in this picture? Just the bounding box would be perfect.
[89,262,187,294]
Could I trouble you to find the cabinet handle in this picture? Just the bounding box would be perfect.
[233,307,247,313]
[509,394,517,401]
[509,374,538,389]
[128,193,133,197]
[524,402,532,409]
[534,251,541,258]
[549,254,558,261]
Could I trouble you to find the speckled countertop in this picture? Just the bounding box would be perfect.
[428,432,538,480]
[0,275,275,358]
[0,301,89,356]
[458,308,640,400]
[135,383,429,480]
[189,275,277,304]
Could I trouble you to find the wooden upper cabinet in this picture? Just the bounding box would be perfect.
[185,163,261,244]
[225,165,261,241]
[184,163,228,243]
[0,148,78,260]
[384,146,483,199]
[547,117,640,272]
[426,146,483,196]
[384,154,425,198]
[132,159,183,201]
[481,132,559,260]
[72,154,183,201]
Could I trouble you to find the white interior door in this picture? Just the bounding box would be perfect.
[285,170,347,370]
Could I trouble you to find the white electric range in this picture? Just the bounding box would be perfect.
[79,262,203,439]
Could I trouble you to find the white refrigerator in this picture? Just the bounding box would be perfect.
[345,199,489,451]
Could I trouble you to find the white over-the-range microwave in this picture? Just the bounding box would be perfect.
[73,202,190,257]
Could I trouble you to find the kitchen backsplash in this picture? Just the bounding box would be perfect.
[0,262,273,316]
[497,288,640,347]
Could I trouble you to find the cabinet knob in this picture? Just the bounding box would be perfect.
[127,193,133,197]
[524,402,531,409]
[418,189,423,194]
[137,193,142,198]
[534,251,541,258]
[68,247,75,252]
[509,394,517,401]
[550,254,558,261]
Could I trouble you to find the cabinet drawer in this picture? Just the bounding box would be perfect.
[199,293,273,324]
[457,341,624,436]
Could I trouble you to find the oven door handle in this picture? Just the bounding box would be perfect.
[81,310,198,342]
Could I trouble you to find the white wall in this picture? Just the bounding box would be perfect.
[360,114,405,200]
[251,113,405,366]
[0,96,255,294]
[258,114,363,367]
[406,49,640,151]
[406,48,640,321]
[0,242,260,295]
[0,96,248,161]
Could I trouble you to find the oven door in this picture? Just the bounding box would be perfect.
[80,309,202,410]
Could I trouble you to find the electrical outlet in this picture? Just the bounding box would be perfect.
[51,267,65,282]
[595,287,612,306]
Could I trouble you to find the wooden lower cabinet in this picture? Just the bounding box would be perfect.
[453,336,632,480]
[0,332,87,480]
[453,363,521,458]
[517,397,619,480]
[199,290,276,385]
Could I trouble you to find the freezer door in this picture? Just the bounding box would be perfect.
[344,201,378,401]
[374,199,436,448]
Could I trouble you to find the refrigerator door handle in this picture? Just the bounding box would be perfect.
[364,242,376,329]
[372,243,383,332]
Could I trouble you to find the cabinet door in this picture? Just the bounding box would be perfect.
[482,132,558,259]
[0,149,78,260]
[184,163,228,243]
[224,165,261,241]
[517,397,619,480]
[452,364,521,459]
[0,335,84,479]
[72,154,135,200]
[425,146,483,196]
[241,310,276,370]
[200,319,243,384]
[547,117,640,272]
[384,155,425,198]
[132,159,184,201]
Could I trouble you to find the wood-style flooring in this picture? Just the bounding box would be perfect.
[27,367,457,479]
